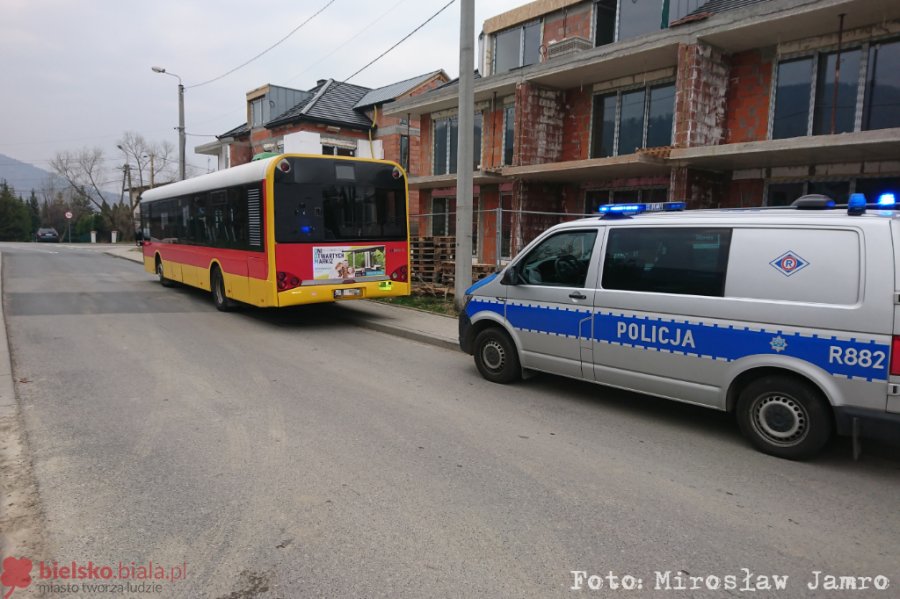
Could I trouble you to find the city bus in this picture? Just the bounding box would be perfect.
[139,154,410,310]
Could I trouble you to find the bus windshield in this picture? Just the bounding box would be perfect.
[274,157,407,243]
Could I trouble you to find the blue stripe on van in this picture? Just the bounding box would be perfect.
[467,299,890,382]
[594,312,889,382]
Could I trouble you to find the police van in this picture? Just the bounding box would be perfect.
[459,195,900,459]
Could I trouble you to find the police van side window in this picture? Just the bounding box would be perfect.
[518,230,598,287]
[602,228,732,296]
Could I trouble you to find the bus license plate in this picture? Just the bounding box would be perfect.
[334,288,362,299]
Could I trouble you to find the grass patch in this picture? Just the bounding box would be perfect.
[376,294,459,317]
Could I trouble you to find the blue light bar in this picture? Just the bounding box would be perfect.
[597,202,686,215]
[877,192,896,207]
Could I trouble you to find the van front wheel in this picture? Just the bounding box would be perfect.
[736,376,832,460]
[473,328,520,384]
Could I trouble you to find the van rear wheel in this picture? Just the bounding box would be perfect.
[473,328,520,384]
[736,375,832,460]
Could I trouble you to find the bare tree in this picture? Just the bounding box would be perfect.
[49,148,109,212]
[117,132,178,193]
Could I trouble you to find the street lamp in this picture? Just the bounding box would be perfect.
[151,66,185,181]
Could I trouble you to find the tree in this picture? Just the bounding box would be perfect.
[116,131,176,205]
[50,147,110,213]
[0,181,31,241]
[27,190,40,234]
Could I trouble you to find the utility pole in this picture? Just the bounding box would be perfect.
[454,0,475,309]
[177,81,185,180]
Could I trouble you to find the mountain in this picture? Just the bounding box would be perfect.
[0,153,66,196]
[0,153,120,204]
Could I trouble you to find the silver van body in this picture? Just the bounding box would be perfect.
[459,208,900,458]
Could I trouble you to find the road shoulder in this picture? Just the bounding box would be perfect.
[0,251,48,567]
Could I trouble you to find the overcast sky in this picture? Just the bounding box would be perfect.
[0,0,524,189]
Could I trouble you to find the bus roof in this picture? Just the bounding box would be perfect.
[140,156,278,204]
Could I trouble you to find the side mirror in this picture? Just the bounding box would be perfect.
[500,266,518,285]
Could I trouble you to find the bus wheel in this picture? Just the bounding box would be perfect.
[736,375,832,460]
[211,266,237,312]
[156,257,173,287]
[473,328,521,384]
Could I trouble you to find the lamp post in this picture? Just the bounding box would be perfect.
[151,66,185,181]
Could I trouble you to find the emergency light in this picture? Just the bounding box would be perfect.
[597,201,686,215]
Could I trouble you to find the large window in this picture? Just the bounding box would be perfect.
[493,21,541,75]
[602,228,732,297]
[772,39,900,139]
[591,82,675,158]
[433,114,483,175]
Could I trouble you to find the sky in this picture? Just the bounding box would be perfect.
[0,0,525,190]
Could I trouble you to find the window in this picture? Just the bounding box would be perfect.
[431,197,455,236]
[400,135,409,173]
[493,21,541,75]
[322,145,355,157]
[864,39,900,130]
[772,58,813,139]
[772,39,900,138]
[618,0,663,41]
[594,0,704,47]
[503,105,515,165]
[812,49,861,135]
[766,182,805,206]
[433,113,483,175]
[518,230,598,287]
[602,228,732,297]
[768,178,898,206]
[250,97,265,127]
[591,82,675,157]
[143,183,263,250]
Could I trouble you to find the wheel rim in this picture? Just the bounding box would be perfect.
[480,339,506,372]
[213,274,223,304]
[750,393,809,447]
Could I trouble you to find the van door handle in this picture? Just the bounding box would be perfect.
[569,292,587,300]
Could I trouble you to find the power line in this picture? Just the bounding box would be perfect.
[284,0,412,85]
[344,0,455,83]
[187,0,337,90]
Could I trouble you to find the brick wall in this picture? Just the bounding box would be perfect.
[562,87,592,161]
[514,83,565,166]
[542,3,593,49]
[674,42,730,148]
[722,179,765,208]
[671,167,726,209]
[725,50,773,143]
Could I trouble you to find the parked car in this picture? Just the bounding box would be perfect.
[35,227,60,242]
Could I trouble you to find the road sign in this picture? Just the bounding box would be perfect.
[65,211,73,220]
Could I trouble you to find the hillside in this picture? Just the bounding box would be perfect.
[0,153,66,196]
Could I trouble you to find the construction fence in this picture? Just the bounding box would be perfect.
[408,208,596,288]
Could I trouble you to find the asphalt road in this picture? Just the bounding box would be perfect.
[2,243,899,598]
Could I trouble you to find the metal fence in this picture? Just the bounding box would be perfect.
[410,208,597,267]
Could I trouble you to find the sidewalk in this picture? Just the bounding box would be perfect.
[104,246,460,352]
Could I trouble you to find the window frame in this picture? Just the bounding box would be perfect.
[492,19,542,75]
[432,112,483,175]
[589,80,676,158]
[768,37,900,139]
